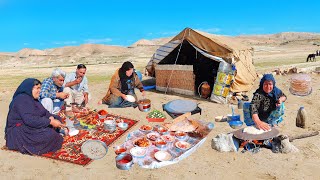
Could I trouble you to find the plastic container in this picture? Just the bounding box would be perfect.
[296,106,307,128]
[227,114,241,122]
[210,61,235,103]
[135,70,143,81]
[146,116,166,122]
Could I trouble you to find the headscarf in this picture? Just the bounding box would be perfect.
[118,61,134,94]
[9,78,41,109]
[254,74,282,101]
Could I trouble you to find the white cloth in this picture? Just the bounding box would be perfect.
[63,87,85,111]
[40,98,62,114]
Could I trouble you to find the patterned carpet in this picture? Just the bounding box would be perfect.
[2,113,139,166]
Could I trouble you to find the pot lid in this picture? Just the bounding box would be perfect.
[164,100,198,114]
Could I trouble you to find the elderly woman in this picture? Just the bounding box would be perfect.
[244,74,287,131]
[5,78,64,155]
[98,61,145,108]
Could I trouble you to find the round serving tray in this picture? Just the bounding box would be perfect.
[164,100,197,114]
[81,140,108,160]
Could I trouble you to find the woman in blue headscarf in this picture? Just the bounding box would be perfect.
[5,78,64,155]
[249,74,287,130]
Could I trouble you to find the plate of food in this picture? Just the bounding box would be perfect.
[130,147,147,158]
[146,132,160,141]
[126,95,136,103]
[81,140,108,160]
[154,151,172,162]
[133,137,151,148]
[175,141,191,150]
[97,109,108,119]
[161,134,175,143]
[139,125,153,133]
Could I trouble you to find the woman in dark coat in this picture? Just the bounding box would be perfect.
[5,78,64,155]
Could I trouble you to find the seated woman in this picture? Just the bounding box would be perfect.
[5,78,64,155]
[244,74,287,131]
[98,61,145,108]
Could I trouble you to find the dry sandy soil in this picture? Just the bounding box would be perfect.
[1,33,320,179]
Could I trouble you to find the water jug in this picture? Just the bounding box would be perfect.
[296,106,307,128]
[200,82,211,99]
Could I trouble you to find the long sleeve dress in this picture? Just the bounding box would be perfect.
[5,94,63,155]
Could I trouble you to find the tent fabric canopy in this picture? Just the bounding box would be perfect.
[146,27,257,92]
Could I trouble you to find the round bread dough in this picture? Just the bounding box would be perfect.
[243,126,271,135]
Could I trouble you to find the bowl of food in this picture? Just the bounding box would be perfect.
[133,137,151,148]
[113,145,127,155]
[161,134,175,143]
[146,132,160,141]
[98,109,108,119]
[175,131,187,140]
[156,126,168,135]
[155,139,167,149]
[137,99,151,112]
[130,147,147,158]
[154,151,172,162]
[175,141,191,151]
[228,120,243,129]
[104,121,117,133]
[115,153,133,170]
[139,125,153,133]
[117,122,128,131]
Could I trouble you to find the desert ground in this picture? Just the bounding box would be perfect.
[0,33,320,179]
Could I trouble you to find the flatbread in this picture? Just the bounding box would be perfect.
[169,118,198,132]
[243,126,271,135]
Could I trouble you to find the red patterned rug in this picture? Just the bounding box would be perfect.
[2,113,138,166]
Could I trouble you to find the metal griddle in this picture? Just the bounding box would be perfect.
[233,127,280,141]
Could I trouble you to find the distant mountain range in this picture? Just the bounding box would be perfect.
[0,32,319,65]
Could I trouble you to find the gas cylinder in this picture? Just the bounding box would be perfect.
[200,82,211,99]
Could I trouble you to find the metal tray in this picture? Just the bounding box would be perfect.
[81,140,108,160]
[164,100,198,114]
[233,127,280,141]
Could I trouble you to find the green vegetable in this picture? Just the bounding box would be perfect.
[148,109,166,118]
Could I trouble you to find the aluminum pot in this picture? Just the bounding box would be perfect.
[137,99,151,112]
[115,153,133,170]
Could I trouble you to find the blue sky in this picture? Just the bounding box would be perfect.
[0,0,319,52]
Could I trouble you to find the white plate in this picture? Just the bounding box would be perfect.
[81,140,108,160]
[175,141,191,150]
[130,147,147,158]
[126,95,136,102]
[154,151,172,161]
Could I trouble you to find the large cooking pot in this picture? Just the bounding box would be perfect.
[137,99,151,112]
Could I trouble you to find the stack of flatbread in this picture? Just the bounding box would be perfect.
[165,112,199,132]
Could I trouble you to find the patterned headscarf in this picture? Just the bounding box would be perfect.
[255,74,282,101]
